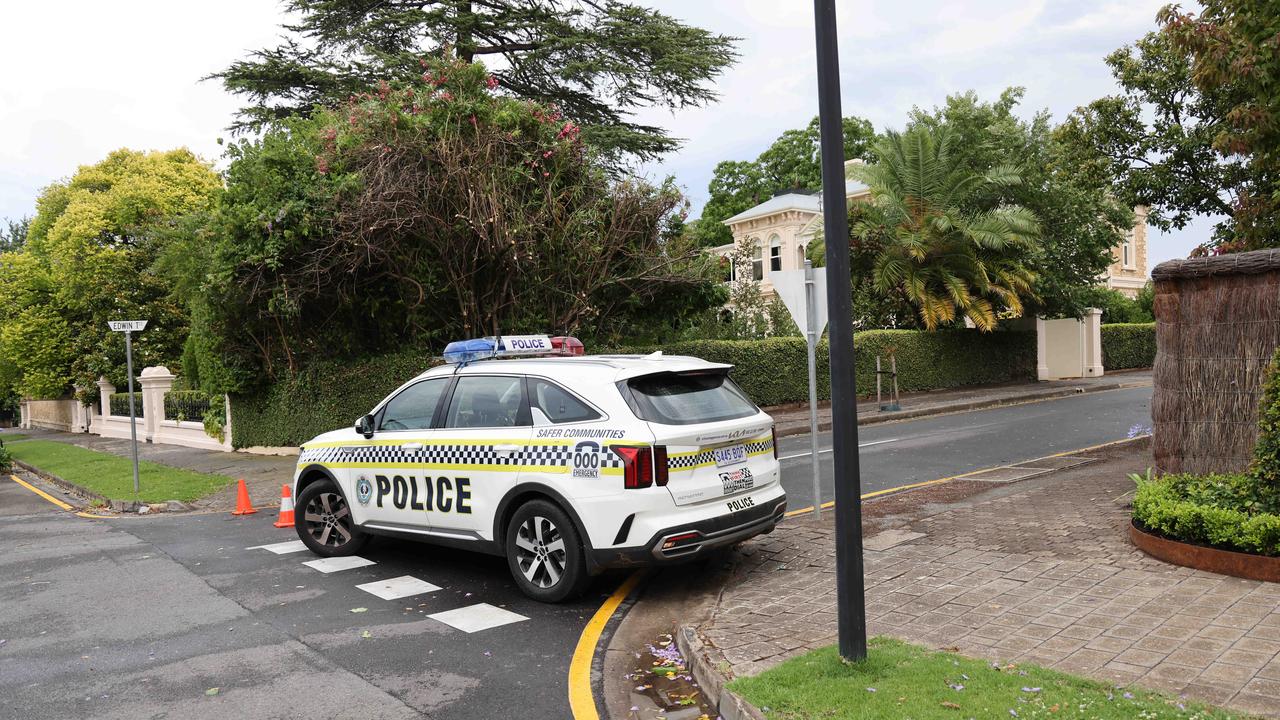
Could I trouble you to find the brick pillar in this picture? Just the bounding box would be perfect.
[137,366,176,443]
[1083,308,1104,377]
[96,377,116,417]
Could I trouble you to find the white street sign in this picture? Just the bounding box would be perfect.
[108,320,148,332]
[771,268,828,337]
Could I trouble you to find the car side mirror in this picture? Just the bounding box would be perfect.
[355,414,375,438]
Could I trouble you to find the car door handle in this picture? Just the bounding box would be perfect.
[494,444,521,455]
[402,442,424,452]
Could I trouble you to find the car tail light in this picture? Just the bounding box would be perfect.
[772,426,779,460]
[611,446,653,489]
[654,445,669,486]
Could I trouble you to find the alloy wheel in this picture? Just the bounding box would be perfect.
[303,492,353,548]
[514,515,567,588]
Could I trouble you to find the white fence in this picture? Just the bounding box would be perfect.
[19,366,233,452]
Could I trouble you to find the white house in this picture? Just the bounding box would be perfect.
[711,159,1150,301]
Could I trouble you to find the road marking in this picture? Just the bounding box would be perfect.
[428,602,528,633]
[782,434,1149,518]
[302,556,376,573]
[569,571,646,720]
[8,473,74,510]
[7,473,115,518]
[357,575,441,600]
[247,540,308,554]
[778,437,898,461]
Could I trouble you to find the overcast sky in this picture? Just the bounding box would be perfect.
[0,0,1208,265]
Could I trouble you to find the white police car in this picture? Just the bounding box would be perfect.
[292,335,786,602]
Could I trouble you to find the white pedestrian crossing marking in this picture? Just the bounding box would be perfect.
[303,556,376,573]
[247,540,308,554]
[428,603,528,633]
[356,575,441,600]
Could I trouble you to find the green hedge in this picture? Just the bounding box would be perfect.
[163,390,214,421]
[230,349,442,448]
[109,392,144,418]
[1133,474,1280,556]
[1101,322,1155,370]
[615,329,1035,407]
[232,329,1034,447]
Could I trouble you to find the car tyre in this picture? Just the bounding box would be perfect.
[505,499,590,603]
[296,479,369,557]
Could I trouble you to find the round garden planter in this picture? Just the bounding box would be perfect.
[1130,520,1280,583]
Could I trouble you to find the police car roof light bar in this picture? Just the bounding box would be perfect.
[442,334,584,365]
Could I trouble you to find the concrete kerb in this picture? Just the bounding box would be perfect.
[675,625,766,720]
[12,458,192,514]
[774,379,1151,438]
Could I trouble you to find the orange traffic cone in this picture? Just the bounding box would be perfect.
[231,478,257,515]
[273,484,295,528]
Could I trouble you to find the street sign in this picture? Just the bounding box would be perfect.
[107,320,147,496]
[771,267,828,338]
[772,263,827,519]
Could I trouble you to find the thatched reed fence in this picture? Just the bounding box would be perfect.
[1152,248,1280,474]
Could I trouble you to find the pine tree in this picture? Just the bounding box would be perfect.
[210,0,737,161]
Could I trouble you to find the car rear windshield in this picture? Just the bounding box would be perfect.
[624,371,758,425]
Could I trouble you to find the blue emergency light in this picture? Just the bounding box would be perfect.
[442,335,584,364]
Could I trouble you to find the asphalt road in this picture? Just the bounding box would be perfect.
[776,384,1153,510]
[0,385,1152,719]
[0,496,624,720]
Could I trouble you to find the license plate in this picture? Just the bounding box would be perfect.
[726,495,755,513]
[712,444,746,468]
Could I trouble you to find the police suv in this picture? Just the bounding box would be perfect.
[292,335,786,602]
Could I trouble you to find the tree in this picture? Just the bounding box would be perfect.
[210,0,737,161]
[0,149,220,399]
[907,89,1131,318]
[692,115,875,247]
[0,217,27,252]
[1160,1,1280,252]
[1055,32,1258,253]
[183,57,723,392]
[853,127,1039,331]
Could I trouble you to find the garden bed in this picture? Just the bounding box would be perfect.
[1130,520,1280,583]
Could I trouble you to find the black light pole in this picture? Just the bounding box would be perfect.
[813,0,867,661]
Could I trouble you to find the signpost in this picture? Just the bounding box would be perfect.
[108,320,148,495]
[771,262,828,518]
[812,0,868,661]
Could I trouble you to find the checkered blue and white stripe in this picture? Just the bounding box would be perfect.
[298,441,628,470]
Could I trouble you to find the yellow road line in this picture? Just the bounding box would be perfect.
[782,434,1149,518]
[9,473,74,510]
[8,473,114,519]
[568,570,646,720]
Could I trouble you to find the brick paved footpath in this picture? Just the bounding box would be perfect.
[696,444,1280,717]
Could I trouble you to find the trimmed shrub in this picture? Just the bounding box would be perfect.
[164,390,213,422]
[230,348,442,448]
[109,392,144,418]
[1133,474,1280,556]
[1101,323,1155,370]
[233,329,1034,447]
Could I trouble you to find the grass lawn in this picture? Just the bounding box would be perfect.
[0,433,28,442]
[729,637,1247,720]
[5,439,234,503]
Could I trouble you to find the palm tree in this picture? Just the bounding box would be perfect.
[853,127,1040,331]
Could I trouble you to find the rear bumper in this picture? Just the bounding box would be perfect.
[589,495,787,569]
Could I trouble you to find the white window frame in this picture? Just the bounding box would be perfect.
[1122,230,1135,270]
[769,236,782,273]
[751,244,763,281]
